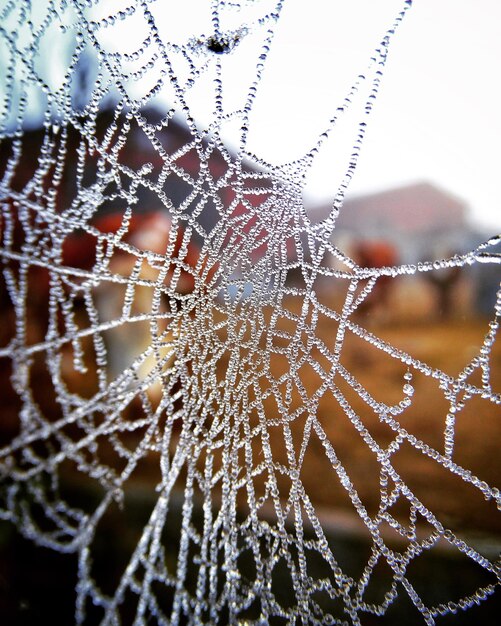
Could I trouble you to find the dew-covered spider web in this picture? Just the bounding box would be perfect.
[0,0,500,624]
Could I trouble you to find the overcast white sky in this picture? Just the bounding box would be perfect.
[239,0,501,232]
[93,0,501,232]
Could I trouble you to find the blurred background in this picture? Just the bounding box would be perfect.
[0,0,500,623]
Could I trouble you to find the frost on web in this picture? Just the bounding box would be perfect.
[0,0,500,624]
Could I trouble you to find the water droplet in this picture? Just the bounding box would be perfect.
[403,383,414,396]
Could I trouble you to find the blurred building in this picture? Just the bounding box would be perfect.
[330,182,482,263]
[312,182,499,318]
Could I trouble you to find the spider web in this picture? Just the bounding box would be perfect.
[0,0,500,624]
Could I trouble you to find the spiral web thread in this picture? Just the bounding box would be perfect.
[0,1,500,624]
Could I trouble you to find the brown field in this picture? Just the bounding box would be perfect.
[0,287,499,545]
[274,310,500,539]
[207,290,500,549]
